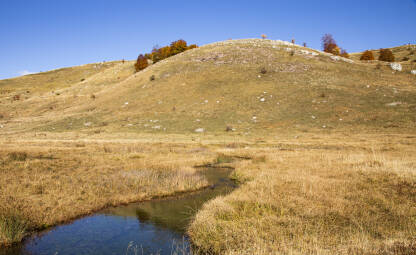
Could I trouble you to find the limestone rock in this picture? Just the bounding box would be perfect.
[390,63,402,72]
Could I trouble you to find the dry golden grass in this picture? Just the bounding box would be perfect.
[0,133,415,254]
[189,135,416,255]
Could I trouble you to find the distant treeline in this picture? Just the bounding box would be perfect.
[135,40,198,72]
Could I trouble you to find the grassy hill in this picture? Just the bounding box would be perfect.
[1,39,415,137]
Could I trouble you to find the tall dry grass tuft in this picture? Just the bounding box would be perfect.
[0,209,29,246]
[7,151,28,161]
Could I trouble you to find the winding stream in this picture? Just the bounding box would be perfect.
[1,167,235,255]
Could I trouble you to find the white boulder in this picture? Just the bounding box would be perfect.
[411,70,416,75]
[390,63,402,72]
[194,128,204,133]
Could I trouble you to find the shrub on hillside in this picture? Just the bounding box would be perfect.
[134,54,148,72]
[8,152,27,161]
[378,49,395,62]
[360,50,375,61]
[187,44,198,50]
[340,49,349,58]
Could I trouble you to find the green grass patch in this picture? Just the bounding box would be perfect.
[215,154,234,164]
[8,152,28,161]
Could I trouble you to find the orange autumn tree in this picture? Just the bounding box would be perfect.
[322,34,339,54]
[321,34,349,58]
[134,54,148,72]
[360,50,375,61]
[170,40,188,55]
[379,48,395,62]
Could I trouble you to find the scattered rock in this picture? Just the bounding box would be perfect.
[226,126,233,132]
[260,98,265,102]
[386,102,402,106]
[331,56,341,61]
[194,128,204,133]
[84,122,92,127]
[330,55,354,63]
[299,50,319,56]
[390,63,402,72]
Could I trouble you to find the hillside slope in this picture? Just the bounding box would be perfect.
[1,39,416,136]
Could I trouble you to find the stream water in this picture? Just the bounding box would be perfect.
[1,167,235,255]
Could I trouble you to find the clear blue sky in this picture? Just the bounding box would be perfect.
[1,0,415,79]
